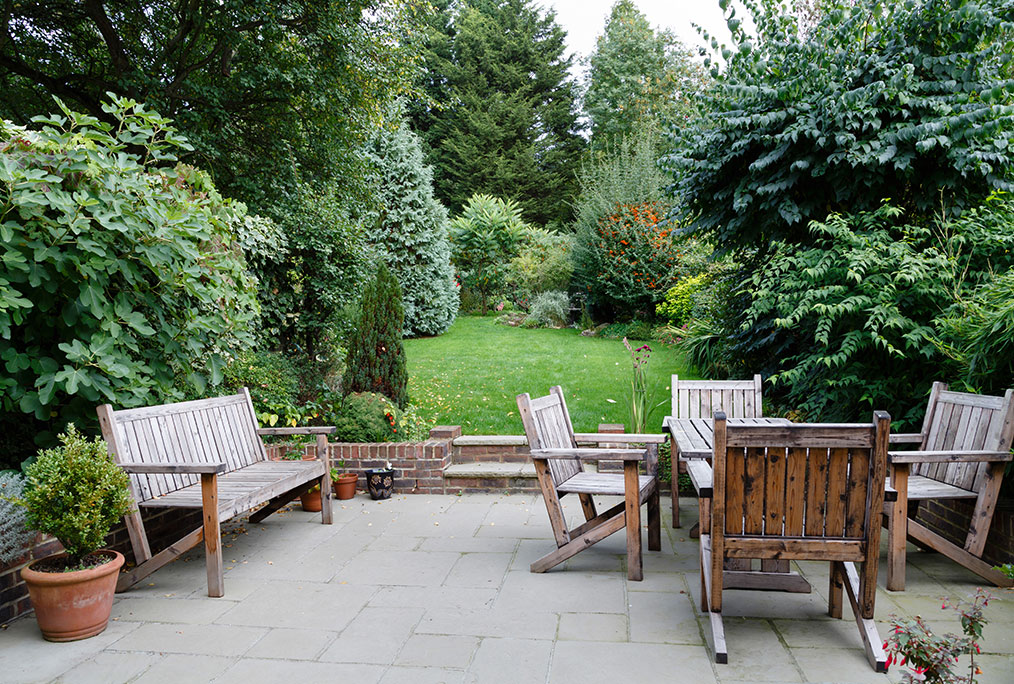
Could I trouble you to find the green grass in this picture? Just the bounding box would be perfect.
[404,316,697,434]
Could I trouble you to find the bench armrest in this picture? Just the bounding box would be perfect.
[885,484,898,502]
[888,450,1012,464]
[889,433,924,444]
[531,448,648,461]
[256,426,337,436]
[119,462,228,474]
[573,433,667,444]
[687,460,713,498]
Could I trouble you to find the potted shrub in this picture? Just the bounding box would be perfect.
[15,425,133,641]
[330,463,358,500]
[299,484,322,512]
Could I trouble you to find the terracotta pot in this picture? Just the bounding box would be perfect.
[365,468,395,500]
[332,473,358,500]
[21,550,124,642]
[301,453,316,461]
[299,489,322,512]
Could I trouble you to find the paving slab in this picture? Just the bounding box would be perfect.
[3,493,1012,684]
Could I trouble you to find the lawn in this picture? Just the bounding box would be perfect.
[404,316,697,434]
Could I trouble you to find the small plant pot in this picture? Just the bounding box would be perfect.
[332,473,358,500]
[299,489,322,512]
[20,550,124,642]
[301,453,316,461]
[365,468,395,500]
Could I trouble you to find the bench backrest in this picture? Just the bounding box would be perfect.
[98,390,266,504]
[517,386,582,486]
[914,382,1014,492]
[671,375,762,420]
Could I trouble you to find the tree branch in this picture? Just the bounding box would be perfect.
[82,0,132,76]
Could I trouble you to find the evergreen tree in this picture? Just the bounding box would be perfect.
[364,117,459,337]
[343,264,408,408]
[584,0,707,149]
[408,0,585,226]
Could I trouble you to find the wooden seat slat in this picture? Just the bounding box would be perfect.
[556,472,655,496]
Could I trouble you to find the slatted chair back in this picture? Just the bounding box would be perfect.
[913,382,1014,493]
[710,412,890,621]
[671,375,762,420]
[103,390,267,504]
[517,386,582,486]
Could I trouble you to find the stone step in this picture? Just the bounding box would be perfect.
[443,462,536,479]
[442,461,539,495]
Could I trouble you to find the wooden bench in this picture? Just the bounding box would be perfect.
[97,389,334,597]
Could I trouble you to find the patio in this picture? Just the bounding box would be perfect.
[2,493,1012,684]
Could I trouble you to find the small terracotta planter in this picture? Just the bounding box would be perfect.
[332,473,358,500]
[21,550,124,642]
[365,468,395,500]
[299,488,322,512]
[301,452,316,461]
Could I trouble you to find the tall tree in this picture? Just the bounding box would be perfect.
[408,0,585,226]
[363,116,459,337]
[584,0,707,149]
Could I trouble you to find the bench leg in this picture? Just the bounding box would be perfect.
[201,473,224,597]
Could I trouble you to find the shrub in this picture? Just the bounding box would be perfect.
[330,393,401,443]
[363,116,458,336]
[663,0,1014,254]
[575,200,678,317]
[0,471,34,565]
[343,264,408,408]
[450,194,527,314]
[506,228,574,303]
[0,97,257,467]
[525,291,570,328]
[223,351,300,414]
[656,274,708,326]
[19,425,132,563]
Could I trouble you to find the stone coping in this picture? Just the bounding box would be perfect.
[453,434,528,446]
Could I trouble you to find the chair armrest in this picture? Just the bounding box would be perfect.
[884,485,898,502]
[889,433,924,444]
[686,460,713,499]
[256,426,337,436]
[531,448,648,461]
[888,450,1012,464]
[119,462,228,474]
[573,433,667,444]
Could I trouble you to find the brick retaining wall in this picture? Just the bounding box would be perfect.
[914,499,1014,568]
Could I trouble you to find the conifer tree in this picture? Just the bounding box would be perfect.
[364,117,458,337]
[343,264,408,408]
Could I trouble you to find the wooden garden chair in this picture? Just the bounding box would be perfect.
[669,375,762,529]
[516,386,661,580]
[884,381,1014,589]
[697,411,891,671]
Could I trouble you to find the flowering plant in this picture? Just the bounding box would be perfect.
[622,337,663,432]
[884,588,993,683]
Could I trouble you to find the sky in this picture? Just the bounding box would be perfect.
[541,0,736,73]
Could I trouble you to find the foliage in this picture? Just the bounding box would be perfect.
[506,228,575,304]
[362,115,458,337]
[19,425,132,563]
[220,350,320,428]
[0,471,34,565]
[0,97,257,466]
[597,320,657,341]
[675,317,739,379]
[343,264,408,409]
[575,200,679,317]
[656,274,709,326]
[0,0,425,230]
[885,589,993,683]
[406,0,586,225]
[663,0,1014,254]
[525,291,570,328]
[584,0,708,148]
[937,268,1014,394]
[330,392,402,443]
[450,194,527,314]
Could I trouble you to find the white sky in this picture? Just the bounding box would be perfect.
[540,0,736,71]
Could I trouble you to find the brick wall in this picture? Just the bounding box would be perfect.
[1,507,202,626]
[914,499,1014,568]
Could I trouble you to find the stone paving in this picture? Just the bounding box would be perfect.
[2,494,1013,683]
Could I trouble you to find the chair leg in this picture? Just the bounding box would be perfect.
[841,561,888,673]
[648,486,661,551]
[700,534,727,663]
[578,493,597,521]
[828,561,844,619]
[201,473,224,598]
[531,511,627,573]
[672,466,680,528]
[886,463,909,591]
